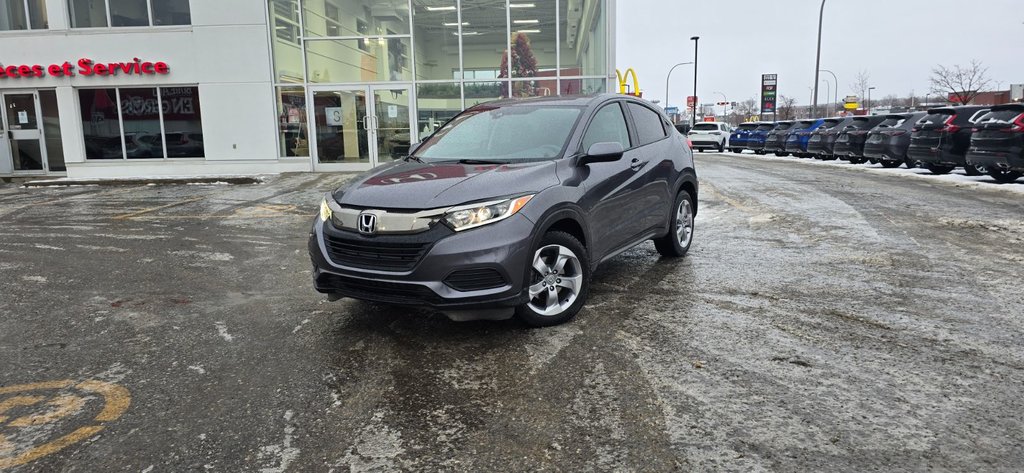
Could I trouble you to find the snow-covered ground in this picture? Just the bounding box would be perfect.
[718,151,1024,195]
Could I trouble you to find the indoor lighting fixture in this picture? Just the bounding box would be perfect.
[515,29,541,33]
[513,19,539,24]
[453,31,480,36]
[443,22,469,26]
[426,6,456,11]
[509,3,536,8]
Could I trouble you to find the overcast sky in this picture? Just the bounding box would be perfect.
[616,0,1024,109]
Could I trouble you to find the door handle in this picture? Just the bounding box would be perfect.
[629,158,647,171]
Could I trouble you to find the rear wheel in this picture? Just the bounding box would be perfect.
[516,232,590,327]
[964,164,986,176]
[654,191,695,258]
[774,152,788,157]
[717,141,725,153]
[904,159,917,169]
[988,169,1023,183]
[925,163,954,175]
[880,160,901,168]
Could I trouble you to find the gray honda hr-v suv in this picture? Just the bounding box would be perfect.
[308,94,698,326]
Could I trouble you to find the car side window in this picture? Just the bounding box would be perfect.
[627,103,667,146]
[582,103,631,152]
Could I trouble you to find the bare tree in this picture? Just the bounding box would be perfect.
[930,59,992,105]
[777,95,798,120]
[881,94,899,108]
[733,97,759,120]
[849,70,871,105]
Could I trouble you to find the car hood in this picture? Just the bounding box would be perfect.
[334,160,561,210]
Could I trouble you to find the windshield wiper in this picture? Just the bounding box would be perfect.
[404,155,423,163]
[450,159,509,165]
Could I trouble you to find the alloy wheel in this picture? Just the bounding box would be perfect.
[527,245,583,317]
[676,199,694,247]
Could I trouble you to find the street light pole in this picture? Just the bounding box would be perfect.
[664,61,694,120]
[811,0,826,117]
[867,86,876,115]
[821,79,831,117]
[819,69,838,115]
[691,36,700,126]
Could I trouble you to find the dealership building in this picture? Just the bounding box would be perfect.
[0,0,615,179]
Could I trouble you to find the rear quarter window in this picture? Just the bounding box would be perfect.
[919,113,951,126]
[977,109,1024,124]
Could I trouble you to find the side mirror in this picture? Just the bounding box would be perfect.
[578,142,624,165]
[408,141,423,156]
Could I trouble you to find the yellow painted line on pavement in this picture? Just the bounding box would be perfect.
[112,196,205,220]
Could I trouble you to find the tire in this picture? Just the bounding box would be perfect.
[515,231,590,327]
[718,141,725,153]
[774,152,788,157]
[904,159,917,169]
[654,190,695,258]
[964,164,986,176]
[925,163,954,175]
[879,160,901,168]
[754,150,765,155]
[989,169,1023,183]
[868,158,879,165]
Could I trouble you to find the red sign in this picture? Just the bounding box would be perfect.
[686,96,697,108]
[0,58,169,79]
[703,116,716,122]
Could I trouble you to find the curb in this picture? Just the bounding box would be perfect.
[22,176,263,187]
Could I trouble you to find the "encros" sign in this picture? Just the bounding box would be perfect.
[0,58,170,79]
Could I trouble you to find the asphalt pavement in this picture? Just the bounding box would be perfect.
[1,154,1022,471]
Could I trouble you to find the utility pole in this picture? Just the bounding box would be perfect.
[811,0,826,117]
[691,36,700,126]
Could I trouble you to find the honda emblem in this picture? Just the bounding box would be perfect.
[358,213,377,234]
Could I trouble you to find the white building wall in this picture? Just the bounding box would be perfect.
[0,0,282,178]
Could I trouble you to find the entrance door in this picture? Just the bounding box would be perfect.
[310,85,413,171]
[1,91,47,174]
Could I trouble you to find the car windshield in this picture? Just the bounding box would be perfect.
[414,105,583,162]
[692,123,719,130]
[738,124,757,130]
[755,124,775,131]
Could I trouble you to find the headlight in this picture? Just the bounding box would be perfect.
[319,197,333,222]
[443,195,533,232]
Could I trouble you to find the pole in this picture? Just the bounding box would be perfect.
[820,69,838,115]
[822,79,831,117]
[664,62,694,120]
[867,86,875,115]
[691,36,700,126]
[811,0,826,117]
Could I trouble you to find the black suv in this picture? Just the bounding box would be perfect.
[908,105,990,175]
[809,117,856,160]
[863,112,926,168]
[967,104,1024,183]
[309,95,699,326]
[833,115,888,164]
[764,121,795,156]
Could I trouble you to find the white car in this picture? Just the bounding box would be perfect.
[688,122,731,152]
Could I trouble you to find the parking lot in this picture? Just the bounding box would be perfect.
[2,153,1023,471]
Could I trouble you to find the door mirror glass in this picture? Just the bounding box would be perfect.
[579,142,624,165]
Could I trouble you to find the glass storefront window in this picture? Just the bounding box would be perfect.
[271,0,305,83]
[152,0,190,26]
[1,0,29,30]
[79,87,204,160]
[509,0,555,78]
[511,79,556,99]
[159,87,204,158]
[416,82,461,141]
[312,89,369,163]
[558,0,607,77]
[118,88,162,158]
[560,77,606,95]
[412,0,460,81]
[464,81,505,108]
[459,0,506,80]
[39,90,66,172]
[303,0,410,38]
[27,0,46,28]
[306,37,412,83]
[276,87,309,157]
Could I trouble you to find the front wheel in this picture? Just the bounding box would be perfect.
[516,232,590,327]
[925,163,954,175]
[654,191,695,258]
[718,141,725,153]
[964,164,986,176]
[879,160,901,168]
[989,169,1023,183]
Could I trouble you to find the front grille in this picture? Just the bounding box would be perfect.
[323,231,431,271]
[317,273,442,305]
[444,268,508,292]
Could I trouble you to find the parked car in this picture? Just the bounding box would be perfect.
[764,121,796,156]
[833,115,888,164]
[966,103,1024,183]
[808,117,856,160]
[688,122,731,152]
[728,122,760,153]
[309,94,698,326]
[908,105,990,175]
[863,112,926,168]
[784,118,827,158]
[746,122,776,154]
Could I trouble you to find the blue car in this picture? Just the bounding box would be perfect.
[728,122,760,153]
[746,122,777,155]
[784,118,828,157]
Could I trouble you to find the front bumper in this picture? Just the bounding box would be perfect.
[308,214,534,309]
[967,149,1024,172]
